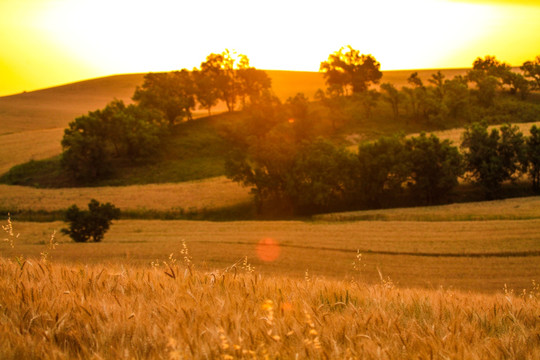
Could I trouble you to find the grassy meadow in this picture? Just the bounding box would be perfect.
[0,176,251,219]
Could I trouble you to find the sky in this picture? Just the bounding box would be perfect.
[1,0,539,96]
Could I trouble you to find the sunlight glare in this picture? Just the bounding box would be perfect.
[256,238,281,262]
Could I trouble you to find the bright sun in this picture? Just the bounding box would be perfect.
[1,0,539,95]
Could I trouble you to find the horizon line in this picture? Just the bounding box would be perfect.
[0,66,479,98]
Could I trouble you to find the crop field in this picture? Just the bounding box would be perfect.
[2,68,540,358]
[0,257,538,359]
[3,202,539,293]
[0,177,251,216]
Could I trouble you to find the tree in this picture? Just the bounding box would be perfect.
[352,89,380,120]
[237,67,272,107]
[521,56,540,90]
[285,93,317,142]
[402,72,425,121]
[467,55,528,103]
[405,133,463,204]
[472,55,511,78]
[61,100,163,181]
[199,50,268,112]
[356,135,409,207]
[320,46,382,95]
[62,200,120,243]
[380,83,402,122]
[286,139,356,213]
[526,125,540,191]
[428,71,446,99]
[61,126,112,181]
[132,70,195,126]
[461,122,526,198]
[467,71,499,107]
[192,68,220,115]
[224,129,297,214]
[502,71,530,99]
[442,76,470,120]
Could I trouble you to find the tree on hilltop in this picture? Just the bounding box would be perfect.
[133,70,195,126]
[320,46,382,96]
[199,50,271,112]
[521,56,540,90]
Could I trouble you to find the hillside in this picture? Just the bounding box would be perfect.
[0,68,468,175]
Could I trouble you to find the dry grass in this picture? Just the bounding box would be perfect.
[0,176,250,213]
[0,257,538,359]
[0,129,64,175]
[3,218,539,292]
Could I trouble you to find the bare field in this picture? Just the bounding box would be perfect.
[0,176,251,213]
[1,259,538,359]
[3,218,539,292]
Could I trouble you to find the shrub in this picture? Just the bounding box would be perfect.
[62,199,120,242]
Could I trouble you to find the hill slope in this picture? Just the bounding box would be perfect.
[0,69,468,175]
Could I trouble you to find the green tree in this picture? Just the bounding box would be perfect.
[356,135,409,207]
[61,127,112,181]
[285,93,317,142]
[526,125,540,191]
[320,46,382,95]
[61,100,162,181]
[521,56,540,90]
[286,139,356,213]
[62,199,120,243]
[461,122,526,197]
[352,89,380,120]
[192,68,220,115]
[380,83,402,122]
[132,70,195,126]
[402,72,425,121]
[199,50,268,112]
[224,129,297,214]
[405,133,463,204]
[237,67,272,107]
[472,55,511,78]
[442,76,470,120]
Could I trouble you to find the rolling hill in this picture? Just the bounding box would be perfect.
[0,68,469,176]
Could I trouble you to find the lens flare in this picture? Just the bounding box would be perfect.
[256,238,281,262]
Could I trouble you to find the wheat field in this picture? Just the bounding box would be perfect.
[0,177,251,214]
[3,214,539,292]
[0,257,538,359]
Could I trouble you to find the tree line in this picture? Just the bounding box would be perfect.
[59,44,540,199]
[61,50,271,181]
[316,48,540,129]
[225,122,540,215]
